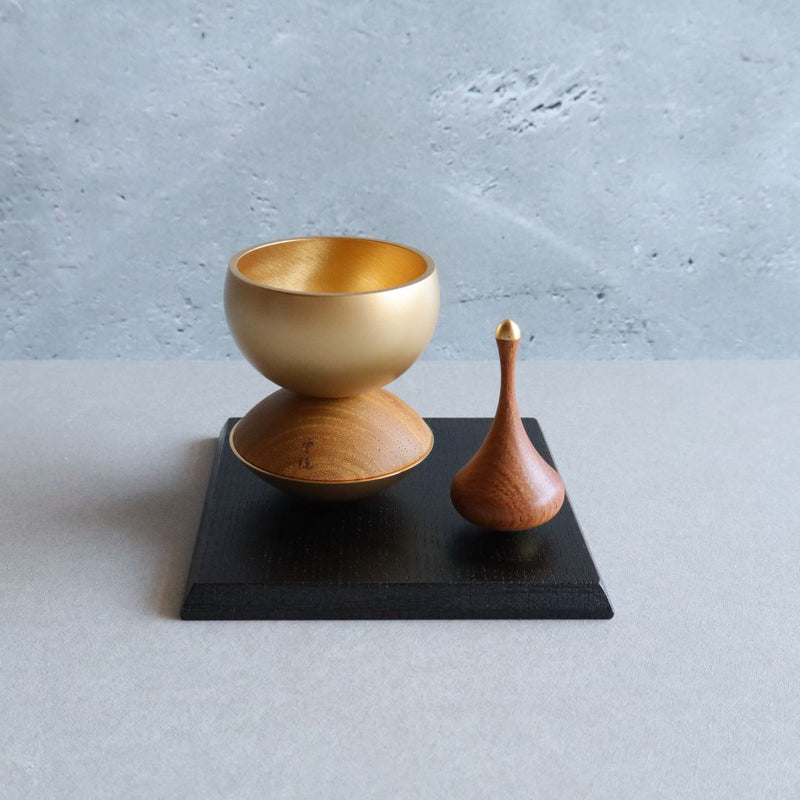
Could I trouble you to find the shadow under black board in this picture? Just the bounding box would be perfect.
[181,418,613,620]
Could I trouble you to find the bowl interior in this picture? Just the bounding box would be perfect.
[235,237,430,294]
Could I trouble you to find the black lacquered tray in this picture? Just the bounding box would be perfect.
[181,418,612,620]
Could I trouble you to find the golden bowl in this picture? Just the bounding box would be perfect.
[224,236,440,398]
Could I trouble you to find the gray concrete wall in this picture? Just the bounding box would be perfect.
[1,0,798,360]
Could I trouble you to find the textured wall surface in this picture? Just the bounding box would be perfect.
[1,0,799,360]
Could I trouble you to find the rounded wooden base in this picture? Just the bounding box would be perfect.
[230,388,434,501]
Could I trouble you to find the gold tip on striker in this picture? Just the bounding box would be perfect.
[495,319,521,342]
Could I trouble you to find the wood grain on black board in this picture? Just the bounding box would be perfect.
[181,418,613,620]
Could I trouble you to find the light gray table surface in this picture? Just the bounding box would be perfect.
[1,360,798,799]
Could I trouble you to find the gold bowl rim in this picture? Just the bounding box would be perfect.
[228,420,435,486]
[228,235,436,297]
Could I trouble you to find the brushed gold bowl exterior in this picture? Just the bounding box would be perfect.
[225,237,440,398]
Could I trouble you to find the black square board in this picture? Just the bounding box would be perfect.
[181,418,613,620]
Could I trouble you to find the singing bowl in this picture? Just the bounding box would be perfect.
[225,237,440,398]
[230,388,434,500]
